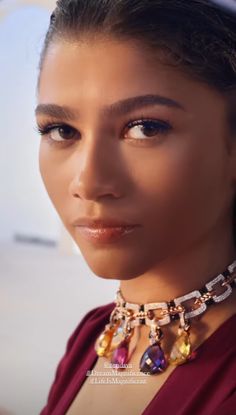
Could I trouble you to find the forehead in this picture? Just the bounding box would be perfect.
[37,38,225,117]
[39,39,187,97]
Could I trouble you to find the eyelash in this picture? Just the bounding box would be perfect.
[35,116,173,147]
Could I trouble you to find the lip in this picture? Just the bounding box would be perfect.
[75,225,138,244]
[72,217,140,228]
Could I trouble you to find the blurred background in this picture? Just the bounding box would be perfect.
[0,1,118,414]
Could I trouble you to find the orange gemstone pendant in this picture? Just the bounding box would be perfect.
[94,322,119,357]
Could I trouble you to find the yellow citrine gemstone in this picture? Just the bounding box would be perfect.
[95,329,114,357]
[169,331,191,365]
[94,323,119,357]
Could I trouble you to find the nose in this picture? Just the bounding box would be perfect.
[68,137,123,201]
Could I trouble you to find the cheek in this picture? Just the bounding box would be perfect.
[132,135,226,236]
[38,144,68,211]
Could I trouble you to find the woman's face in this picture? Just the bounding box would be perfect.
[36,37,236,279]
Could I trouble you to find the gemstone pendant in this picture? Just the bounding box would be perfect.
[169,330,192,365]
[94,324,117,357]
[140,341,168,374]
[110,337,130,366]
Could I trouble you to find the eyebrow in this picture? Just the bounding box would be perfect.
[35,94,185,120]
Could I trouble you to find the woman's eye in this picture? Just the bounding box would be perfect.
[36,123,78,143]
[35,118,172,146]
[124,119,172,141]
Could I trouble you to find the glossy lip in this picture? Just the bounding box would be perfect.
[75,224,139,244]
[72,216,140,228]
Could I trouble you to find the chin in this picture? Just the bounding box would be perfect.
[77,243,151,281]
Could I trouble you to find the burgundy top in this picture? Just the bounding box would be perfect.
[40,302,236,415]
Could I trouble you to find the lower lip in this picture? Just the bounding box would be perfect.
[75,225,138,244]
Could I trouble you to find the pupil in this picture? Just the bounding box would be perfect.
[142,122,159,136]
[59,126,74,139]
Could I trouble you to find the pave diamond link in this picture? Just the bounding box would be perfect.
[228,260,236,284]
[174,290,207,319]
[144,302,171,326]
[205,274,232,303]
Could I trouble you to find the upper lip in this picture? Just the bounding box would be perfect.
[72,217,140,228]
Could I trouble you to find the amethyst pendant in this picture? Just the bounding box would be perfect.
[140,342,168,374]
[110,338,129,366]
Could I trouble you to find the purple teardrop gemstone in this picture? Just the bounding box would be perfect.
[140,342,167,374]
[110,339,129,366]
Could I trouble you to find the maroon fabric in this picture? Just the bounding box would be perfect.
[40,302,236,415]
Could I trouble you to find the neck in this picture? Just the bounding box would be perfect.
[119,223,236,305]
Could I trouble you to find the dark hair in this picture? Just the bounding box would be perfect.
[37,0,236,245]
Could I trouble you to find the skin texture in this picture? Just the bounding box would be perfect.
[36,38,236,340]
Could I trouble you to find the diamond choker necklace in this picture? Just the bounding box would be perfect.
[94,259,236,375]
